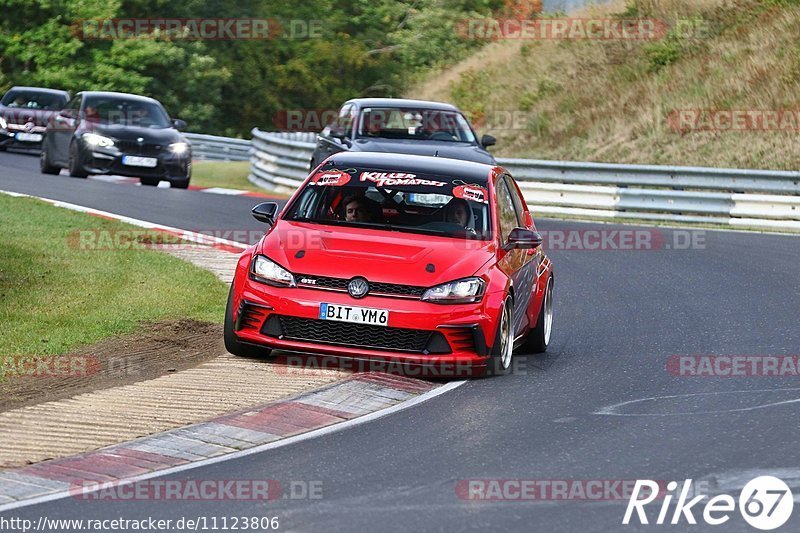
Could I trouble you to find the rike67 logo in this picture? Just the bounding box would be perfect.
[623,476,794,530]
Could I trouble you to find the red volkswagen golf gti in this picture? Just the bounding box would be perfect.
[224,152,554,377]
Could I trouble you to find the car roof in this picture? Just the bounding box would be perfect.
[344,98,461,113]
[78,91,161,104]
[322,152,497,184]
[6,86,70,97]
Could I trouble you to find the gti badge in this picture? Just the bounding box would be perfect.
[347,277,369,299]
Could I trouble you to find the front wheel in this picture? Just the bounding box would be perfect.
[486,296,514,376]
[170,177,190,189]
[40,147,60,175]
[523,274,553,353]
[224,283,273,358]
[68,142,88,178]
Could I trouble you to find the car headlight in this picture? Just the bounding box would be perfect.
[0,116,6,130]
[169,142,189,155]
[422,277,486,304]
[250,255,295,287]
[82,132,115,147]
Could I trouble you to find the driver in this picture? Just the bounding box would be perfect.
[342,195,375,222]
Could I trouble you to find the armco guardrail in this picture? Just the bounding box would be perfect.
[249,129,316,193]
[184,132,251,161]
[246,128,800,232]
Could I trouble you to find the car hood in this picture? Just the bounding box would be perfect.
[351,138,496,165]
[87,123,185,144]
[0,106,59,127]
[257,221,496,287]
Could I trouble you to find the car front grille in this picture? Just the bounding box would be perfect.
[295,274,425,299]
[116,140,165,156]
[262,315,444,353]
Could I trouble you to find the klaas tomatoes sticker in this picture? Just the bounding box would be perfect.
[313,170,351,186]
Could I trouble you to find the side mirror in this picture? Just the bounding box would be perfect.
[252,202,279,225]
[172,118,187,131]
[481,134,496,148]
[329,126,352,147]
[505,227,542,250]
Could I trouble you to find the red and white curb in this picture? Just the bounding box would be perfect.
[87,174,276,198]
[0,374,461,510]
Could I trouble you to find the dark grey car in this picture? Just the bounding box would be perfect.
[309,98,496,170]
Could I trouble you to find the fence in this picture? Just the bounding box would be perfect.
[184,132,251,162]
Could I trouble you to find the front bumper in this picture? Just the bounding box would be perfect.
[0,130,45,149]
[78,143,190,180]
[233,274,504,377]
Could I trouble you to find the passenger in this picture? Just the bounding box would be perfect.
[444,198,471,228]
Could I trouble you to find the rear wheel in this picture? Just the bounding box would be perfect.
[40,147,60,175]
[486,296,514,376]
[224,283,273,358]
[68,142,88,178]
[523,274,553,353]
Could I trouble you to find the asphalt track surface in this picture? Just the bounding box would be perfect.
[2,149,800,532]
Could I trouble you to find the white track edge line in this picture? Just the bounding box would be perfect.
[0,190,249,250]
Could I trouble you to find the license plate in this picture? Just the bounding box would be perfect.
[319,303,389,327]
[122,155,158,168]
[15,133,42,142]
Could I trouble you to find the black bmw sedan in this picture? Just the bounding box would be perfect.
[41,91,191,188]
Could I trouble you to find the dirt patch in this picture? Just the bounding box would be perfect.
[0,319,223,412]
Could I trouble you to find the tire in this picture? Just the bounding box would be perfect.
[224,283,273,358]
[68,142,88,178]
[523,274,554,354]
[170,177,190,189]
[40,147,60,175]
[486,296,514,376]
[140,178,160,186]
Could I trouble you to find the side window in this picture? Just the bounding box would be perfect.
[504,175,526,226]
[337,104,354,136]
[66,95,81,111]
[495,178,520,243]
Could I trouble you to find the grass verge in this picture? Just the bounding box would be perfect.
[0,194,228,356]
[191,160,281,194]
[408,0,800,170]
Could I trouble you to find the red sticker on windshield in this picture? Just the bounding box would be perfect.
[312,170,351,186]
[453,184,488,203]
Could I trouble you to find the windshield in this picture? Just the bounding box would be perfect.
[82,96,172,128]
[1,90,67,110]
[285,167,492,239]
[357,107,477,143]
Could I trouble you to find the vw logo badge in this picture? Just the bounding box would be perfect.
[347,277,369,299]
